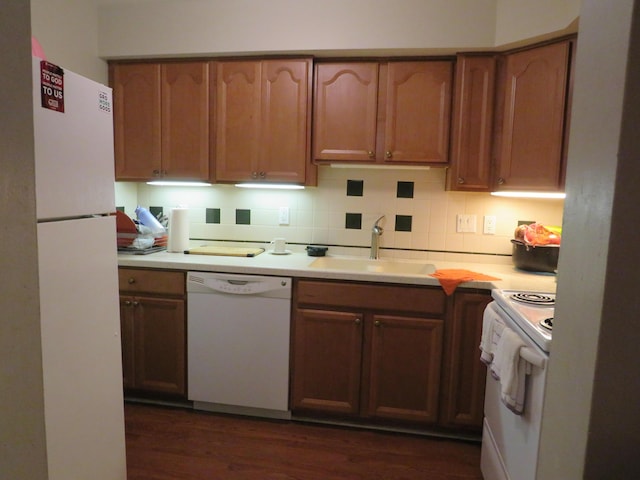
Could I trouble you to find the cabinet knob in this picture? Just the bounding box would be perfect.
[251,171,258,179]
[259,171,266,179]
[133,301,139,307]
[127,277,136,284]
[152,169,160,176]
[497,177,505,185]
[385,151,392,159]
[457,177,465,184]
[354,318,361,325]
[374,320,382,327]
[367,151,375,158]
[124,300,132,307]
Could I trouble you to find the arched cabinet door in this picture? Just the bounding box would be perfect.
[313,62,379,162]
[214,58,313,185]
[313,61,453,165]
[111,61,210,181]
[494,40,572,192]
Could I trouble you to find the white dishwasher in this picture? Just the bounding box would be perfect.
[187,271,292,419]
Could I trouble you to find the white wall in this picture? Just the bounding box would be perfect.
[538,0,640,478]
[0,4,49,480]
[98,0,498,59]
[96,0,578,61]
[30,0,107,82]
[494,0,581,47]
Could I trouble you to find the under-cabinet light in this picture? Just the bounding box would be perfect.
[146,181,212,187]
[491,191,566,199]
[234,183,305,190]
[329,164,431,170]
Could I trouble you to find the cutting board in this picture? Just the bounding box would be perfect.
[185,246,265,257]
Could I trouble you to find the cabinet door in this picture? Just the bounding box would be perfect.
[111,63,162,180]
[495,41,570,191]
[133,297,186,396]
[161,62,210,180]
[119,295,136,391]
[448,55,496,191]
[291,308,363,416]
[213,61,262,182]
[367,314,443,424]
[260,59,312,183]
[383,61,452,164]
[313,63,379,162]
[440,292,491,429]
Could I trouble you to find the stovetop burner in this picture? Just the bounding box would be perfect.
[511,292,556,306]
[539,317,553,331]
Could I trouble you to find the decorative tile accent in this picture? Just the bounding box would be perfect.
[345,213,362,229]
[206,208,221,224]
[346,179,364,197]
[149,206,163,218]
[236,209,251,225]
[397,181,414,198]
[395,215,413,232]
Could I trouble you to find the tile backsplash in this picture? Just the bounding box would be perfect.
[115,166,564,263]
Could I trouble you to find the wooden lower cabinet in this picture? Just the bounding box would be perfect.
[440,291,491,430]
[291,309,363,416]
[118,268,187,398]
[291,279,445,427]
[367,314,443,423]
[291,279,489,433]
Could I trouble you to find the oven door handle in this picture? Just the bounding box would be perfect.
[520,347,546,370]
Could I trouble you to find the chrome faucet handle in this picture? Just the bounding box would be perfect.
[372,215,385,234]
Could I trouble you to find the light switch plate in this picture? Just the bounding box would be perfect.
[484,215,497,235]
[278,206,290,225]
[456,214,477,233]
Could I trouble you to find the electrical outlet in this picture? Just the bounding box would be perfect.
[484,215,497,235]
[456,214,477,233]
[278,206,290,225]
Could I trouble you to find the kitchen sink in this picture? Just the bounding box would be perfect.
[309,257,436,275]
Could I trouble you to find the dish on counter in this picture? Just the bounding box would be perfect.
[268,250,292,255]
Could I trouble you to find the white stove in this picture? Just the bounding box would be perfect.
[491,289,554,353]
[481,289,554,480]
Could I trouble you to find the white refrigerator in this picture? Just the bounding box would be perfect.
[32,57,127,479]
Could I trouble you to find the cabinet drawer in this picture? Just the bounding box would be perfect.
[118,268,185,296]
[296,280,446,316]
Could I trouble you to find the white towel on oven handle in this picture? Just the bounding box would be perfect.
[479,305,505,365]
[491,326,527,415]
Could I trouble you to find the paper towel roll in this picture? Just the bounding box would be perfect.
[168,207,190,252]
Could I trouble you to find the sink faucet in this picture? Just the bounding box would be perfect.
[370,215,385,260]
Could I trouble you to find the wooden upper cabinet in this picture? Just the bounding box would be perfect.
[213,58,313,185]
[262,60,312,183]
[111,61,210,181]
[213,61,261,182]
[112,63,162,180]
[494,40,571,191]
[160,62,210,180]
[447,54,497,191]
[313,61,453,165]
[313,63,379,162]
[384,61,452,164]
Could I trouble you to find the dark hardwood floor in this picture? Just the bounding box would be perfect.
[124,402,483,480]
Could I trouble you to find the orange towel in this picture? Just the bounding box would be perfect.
[430,269,501,295]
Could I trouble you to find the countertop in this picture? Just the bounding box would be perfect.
[118,247,557,294]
